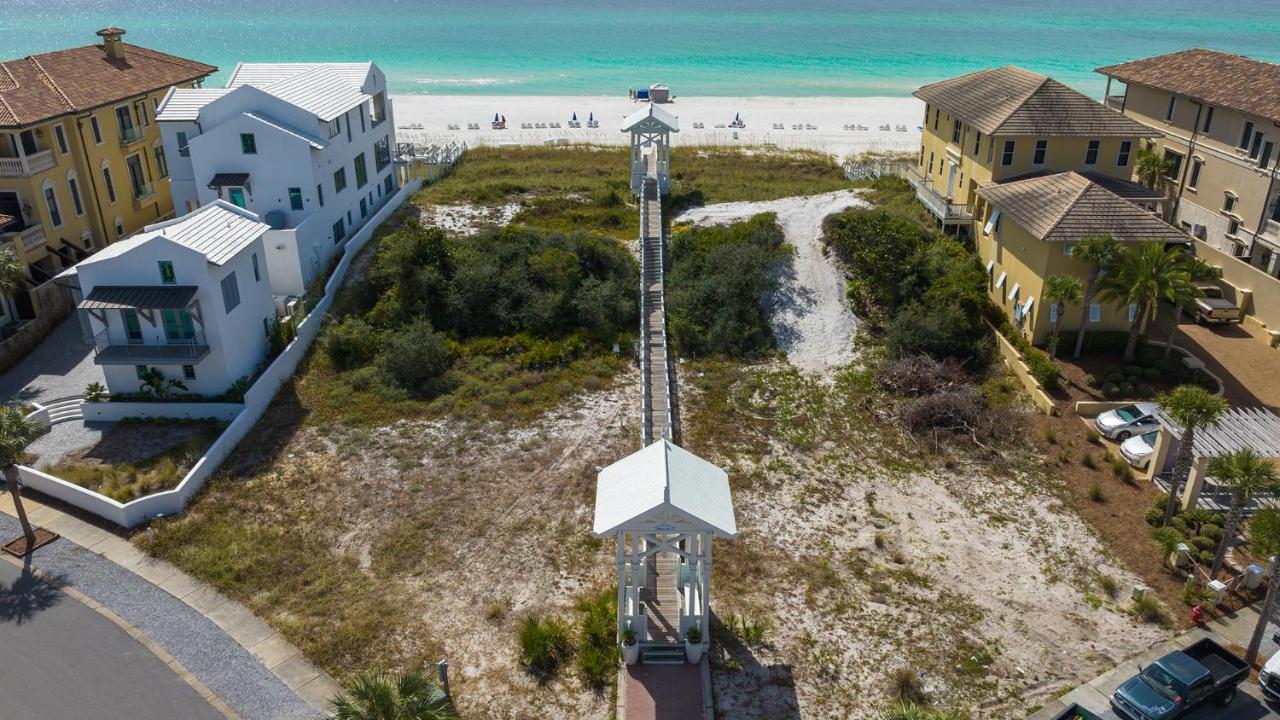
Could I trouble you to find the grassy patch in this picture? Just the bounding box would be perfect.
[668,146,849,210]
[48,421,223,502]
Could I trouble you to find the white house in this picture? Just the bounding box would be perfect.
[156,62,398,297]
[74,201,276,397]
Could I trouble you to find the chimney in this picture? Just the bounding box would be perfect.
[96,27,127,62]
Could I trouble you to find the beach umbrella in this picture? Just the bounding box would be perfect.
[735,112,741,122]
[589,112,594,123]
[572,112,578,122]
[501,114,506,123]
[494,112,499,122]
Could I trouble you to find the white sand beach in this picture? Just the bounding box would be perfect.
[390,94,923,159]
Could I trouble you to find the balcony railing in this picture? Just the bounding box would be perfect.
[132,181,157,203]
[92,328,210,365]
[119,125,146,145]
[904,166,973,224]
[0,150,55,177]
[1104,95,1125,111]
[0,224,46,254]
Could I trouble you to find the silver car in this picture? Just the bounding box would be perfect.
[1119,430,1159,468]
[1095,402,1161,441]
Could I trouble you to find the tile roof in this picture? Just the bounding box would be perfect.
[79,285,197,310]
[0,40,216,129]
[977,171,1188,244]
[913,66,1159,137]
[1097,49,1280,125]
[996,170,1167,202]
[155,87,232,121]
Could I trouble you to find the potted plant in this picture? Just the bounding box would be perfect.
[620,626,640,666]
[684,626,704,664]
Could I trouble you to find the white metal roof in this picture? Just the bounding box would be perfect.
[225,62,374,90]
[79,201,269,268]
[1156,407,1280,459]
[592,440,737,538]
[156,87,233,122]
[621,103,680,133]
[244,112,328,149]
[260,65,372,122]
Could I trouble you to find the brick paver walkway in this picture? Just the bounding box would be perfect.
[623,663,704,720]
[1156,315,1280,410]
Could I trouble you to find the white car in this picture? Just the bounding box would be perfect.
[1119,430,1159,469]
[1261,649,1280,702]
[1095,402,1161,441]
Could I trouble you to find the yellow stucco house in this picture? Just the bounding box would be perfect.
[975,171,1189,346]
[909,66,1162,232]
[0,28,214,327]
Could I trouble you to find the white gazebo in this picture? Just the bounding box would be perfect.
[593,439,736,659]
[621,103,679,196]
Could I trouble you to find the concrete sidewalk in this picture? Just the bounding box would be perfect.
[1031,603,1278,719]
[0,493,341,719]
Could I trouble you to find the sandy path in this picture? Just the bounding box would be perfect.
[675,191,865,375]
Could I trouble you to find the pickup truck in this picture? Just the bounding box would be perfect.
[1111,638,1248,719]
[1191,283,1245,324]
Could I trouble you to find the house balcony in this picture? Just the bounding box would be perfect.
[118,125,146,146]
[92,328,209,365]
[904,166,973,225]
[0,150,55,177]
[1104,95,1125,111]
[0,224,47,254]
[132,181,158,208]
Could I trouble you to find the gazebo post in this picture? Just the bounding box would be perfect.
[700,530,712,635]
[616,533,627,637]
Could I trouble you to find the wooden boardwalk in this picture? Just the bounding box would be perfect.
[640,175,677,446]
[641,552,681,643]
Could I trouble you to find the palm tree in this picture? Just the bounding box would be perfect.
[1097,241,1194,362]
[1072,234,1121,359]
[1043,274,1082,359]
[0,405,41,552]
[1158,385,1229,526]
[329,669,458,720]
[1160,256,1216,358]
[1152,526,1185,570]
[1207,449,1279,578]
[1245,508,1280,665]
[1135,145,1174,189]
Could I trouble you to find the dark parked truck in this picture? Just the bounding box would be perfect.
[1111,639,1248,719]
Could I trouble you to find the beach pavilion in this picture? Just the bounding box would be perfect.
[1145,406,1280,510]
[593,439,736,663]
[622,103,678,196]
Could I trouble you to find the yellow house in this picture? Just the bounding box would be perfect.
[1097,49,1280,278]
[0,28,214,324]
[975,171,1189,346]
[910,66,1161,232]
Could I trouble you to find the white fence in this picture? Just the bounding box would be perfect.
[81,401,243,422]
[18,179,423,528]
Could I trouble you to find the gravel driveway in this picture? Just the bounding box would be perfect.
[0,318,102,405]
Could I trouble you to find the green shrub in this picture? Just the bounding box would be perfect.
[574,589,617,691]
[1120,382,1135,397]
[266,317,297,357]
[1200,523,1223,542]
[1103,383,1120,399]
[518,615,572,678]
[324,317,385,370]
[1191,536,1216,552]
[1170,515,1189,532]
[1151,358,1170,373]
[84,381,107,402]
[1023,349,1061,390]
[1136,384,1155,397]
[1087,483,1105,502]
[1082,453,1098,469]
[822,208,932,310]
[1098,574,1119,599]
[378,320,451,396]
[1124,365,1144,376]
[1196,549,1216,566]
[886,302,992,366]
[1086,428,1101,444]
[1142,367,1161,382]
[1085,373,1101,387]
[1111,459,1132,482]
[1106,372,1125,385]
[1152,493,1169,511]
[1144,507,1164,526]
[888,666,929,704]
[1132,594,1167,625]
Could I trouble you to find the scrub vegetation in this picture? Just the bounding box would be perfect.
[49,420,223,502]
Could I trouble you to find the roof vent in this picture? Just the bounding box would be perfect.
[263,209,287,230]
[96,27,127,62]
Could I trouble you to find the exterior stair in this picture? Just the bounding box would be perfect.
[640,643,686,665]
[43,396,85,425]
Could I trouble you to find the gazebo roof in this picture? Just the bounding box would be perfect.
[1155,406,1280,458]
[592,440,735,538]
[621,103,679,133]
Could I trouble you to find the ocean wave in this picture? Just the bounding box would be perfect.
[414,77,523,87]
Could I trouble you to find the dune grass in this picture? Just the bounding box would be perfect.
[48,422,224,502]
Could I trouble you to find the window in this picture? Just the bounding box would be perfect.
[135,365,148,380]
[987,137,994,164]
[1063,243,1074,256]
[135,100,149,127]
[332,218,345,244]
[334,167,347,193]
[176,131,190,157]
[384,175,393,195]
[220,272,241,313]
[1127,303,1137,322]
[1240,121,1255,150]
[90,116,103,144]
[67,176,84,216]
[101,165,116,202]
[932,107,939,131]
[182,365,196,380]
[1250,132,1265,160]
[126,154,150,199]
[359,107,366,133]
[326,118,340,138]
[1089,304,1101,323]
[81,230,92,250]
[359,197,367,218]
[317,183,324,207]
[927,152,934,175]
[1188,158,1202,189]
[1224,193,1237,213]
[288,187,303,211]
[1228,218,1241,236]
[1085,140,1099,166]
[114,219,125,237]
[345,111,352,142]
[1261,141,1275,169]
[54,124,69,155]
[1272,197,1280,224]
[240,133,257,154]
[1165,95,1177,121]
[43,185,62,228]
[1001,140,1015,166]
[115,106,135,142]
[973,131,981,156]
[1164,150,1183,180]
[1203,106,1215,133]
[1049,303,1058,323]
[1117,140,1132,167]
[161,309,195,340]
[984,208,1001,235]
[951,119,961,144]
[154,145,168,178]
[158,260,176,285]
[228,187,246,208]
[354,153,368,188]
[374,137,391,171]
[347,210,353,225]
[252,252,261,282]
[1033,139,1048,165]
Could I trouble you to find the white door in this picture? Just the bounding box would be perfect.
[945,162,957,198]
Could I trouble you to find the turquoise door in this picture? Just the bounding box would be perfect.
[162,309,195,340]
[228,187,246,208]
[122,309,142,341]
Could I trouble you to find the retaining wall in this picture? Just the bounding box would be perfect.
[17,180,422,527]
[81,401,243,422]
[992,329,1056,416]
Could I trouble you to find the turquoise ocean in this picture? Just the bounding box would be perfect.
[4,0,1280,97]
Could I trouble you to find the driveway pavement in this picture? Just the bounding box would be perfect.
[0,317,101,405]
[0,558,226,720]
[1156,314,1280,410]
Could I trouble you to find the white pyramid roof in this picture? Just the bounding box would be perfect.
[592,440,735,538]
[621,103,679,133]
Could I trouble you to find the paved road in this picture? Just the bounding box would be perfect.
[0,558,225,720]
